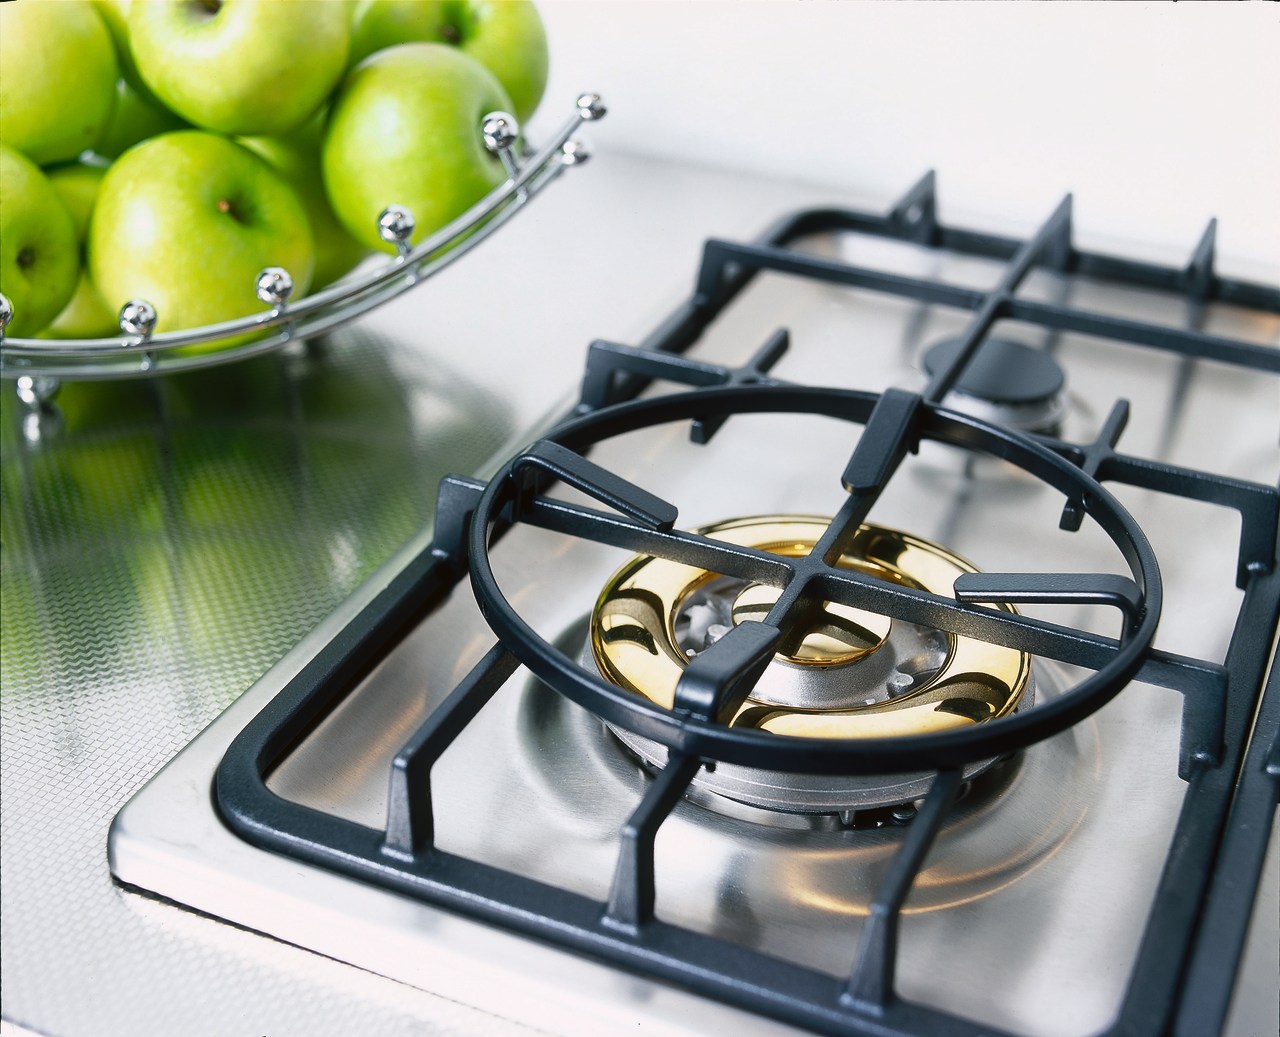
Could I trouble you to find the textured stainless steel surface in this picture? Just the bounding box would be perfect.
[0,328,526,1037]
[109,192,1280,1037]
[3,155,854,1037]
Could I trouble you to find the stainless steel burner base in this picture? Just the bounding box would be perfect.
[607,723,1021,814]
[578,628,1041,815]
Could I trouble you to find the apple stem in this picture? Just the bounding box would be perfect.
[17,247,35,270]
[215,196,248,224]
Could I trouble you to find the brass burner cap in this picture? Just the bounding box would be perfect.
[590,516,1031,738]
[730,579,892,666]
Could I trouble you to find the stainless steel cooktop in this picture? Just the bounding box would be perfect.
[107,182,1280,1037]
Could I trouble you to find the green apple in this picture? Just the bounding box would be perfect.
[93,0,149,94]
[95,78,190,160]
[323,43,512,251]
[39,274,118,340]
[129,0,350,135]
[0,0,119,165]
[0,146,80,337]
[240,118,369,290]
[45,162,109,245]
[348,0,548,123]
[42,162,119,339]
[89,131,314,352]
[91,3,193,158]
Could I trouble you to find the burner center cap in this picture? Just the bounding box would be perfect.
[590,516,1032,740]
[730,583,891,665]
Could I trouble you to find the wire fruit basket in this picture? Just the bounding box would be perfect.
[0,94,605,406]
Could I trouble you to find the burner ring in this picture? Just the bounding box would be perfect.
[591,516,1031,730]
[467,384,1161,776]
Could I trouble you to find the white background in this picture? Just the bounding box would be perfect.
[530,1,1280,276]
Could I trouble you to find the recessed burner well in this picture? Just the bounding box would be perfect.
[588,515,1035,813]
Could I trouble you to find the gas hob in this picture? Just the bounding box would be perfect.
[109,173,1280,1037]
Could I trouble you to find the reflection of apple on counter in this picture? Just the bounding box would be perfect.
[0,380,162,544]
[2,324,517,673]
[129,437,308,666]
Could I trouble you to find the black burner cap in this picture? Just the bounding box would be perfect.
[923,338,1065,405]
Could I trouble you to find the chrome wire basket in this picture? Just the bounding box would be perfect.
[0,93,605,405]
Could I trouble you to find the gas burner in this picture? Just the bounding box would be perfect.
[466,382,1161,779]
[588,515,1033,812]
[922,337,1067,434]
